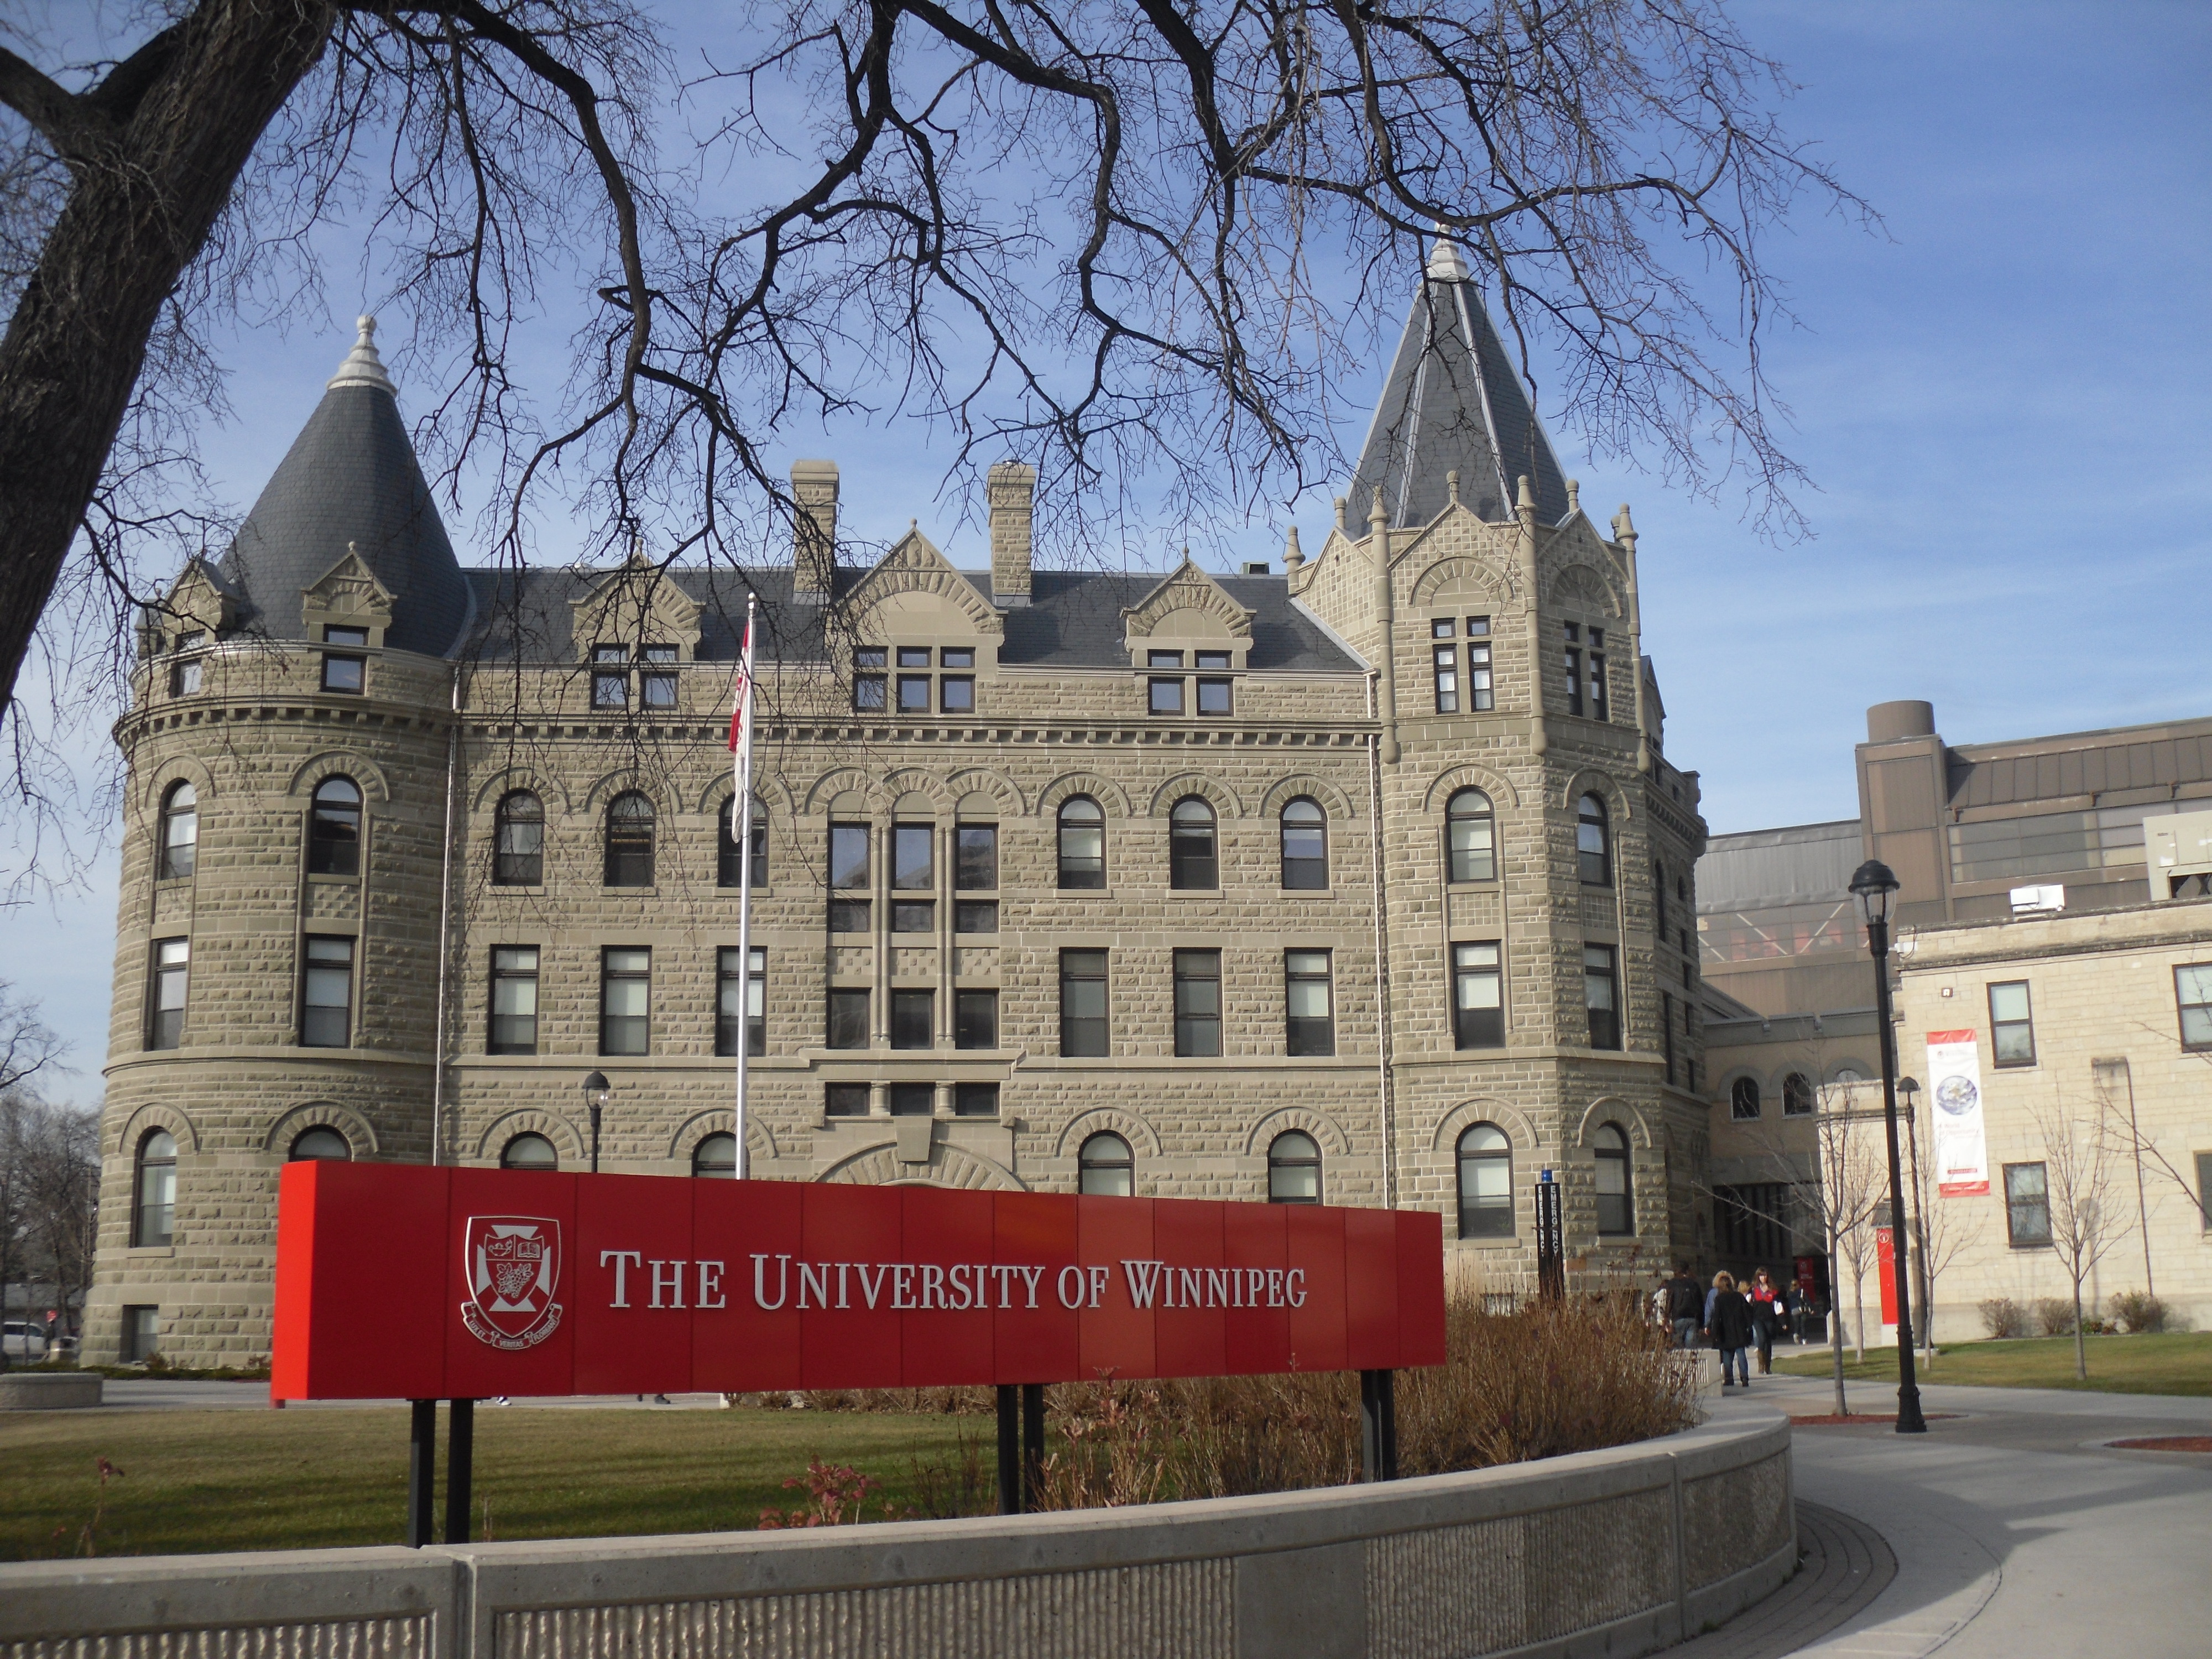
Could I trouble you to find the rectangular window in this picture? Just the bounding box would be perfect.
[326,626,369,646]
[956,824,998,890]
[300,935,354,1048]
[2004,1162,2051,1247]
[1174,950,1222,1057]
[1584,945,1621,1050]
[489,946,539,1055]
[828,899,871,933]
[1060,949,1109,1057]
[1195,650,1232,671]
[893,823,933,890]
[942,648,975,669]
[955,900,999,934]
[853,668,887,711]
[1989,980,2036,1066]
[1149,677,1186,715]
[171,657,204,696]
[891,900,934,933]
[897,646,932,668]
[717,946,765,1057]
[897,674,932,712]
[1467,636,1494,711]
[955,1082,1000,1119]
[321,653,366,694]
[148,938,189,1050]
[1147,650,1185,668]
[2176,964,2212,1052]
[940,676,975,712]
[1589,650,1609,721]
[1285,950,1334,1057]
[641,669,678,708]
[1196,678,1233,716]
[1453,943,1504,1049]
[827,987,870,1049]
[592,645,629,708]
[956,988,999,1050]
[889,1083,935,1117]
[830,823,869,889]
[825,1082,870,1118]
[2196,1150,2212,1230]
[1433,645,1460,713]
[1432,618,1455,639]
[891,989,934,1050]
[599,946,650,1055]
[1564,643,1583,717]
[124,1306,161,1363]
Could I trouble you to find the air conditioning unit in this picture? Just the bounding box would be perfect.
[2147,808,2212,899]
[2009,884,2065,916]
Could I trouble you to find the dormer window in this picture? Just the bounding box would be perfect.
[592,645,629,708]
[640,644,678,708]
[853,648,888,711]
[321,626,367,694]
[1146,649,1234,717]
[859,646,979,715]
[170,632,207,697]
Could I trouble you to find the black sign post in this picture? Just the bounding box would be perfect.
[1535,1170,1565,1302]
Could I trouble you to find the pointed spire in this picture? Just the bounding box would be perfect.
[1426,228,1469,283]
[326,315,397,395]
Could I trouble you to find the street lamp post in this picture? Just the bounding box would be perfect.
[1898,1076,1933,1363]
[1846,859,1928,1434]
[583,1071,612,1175]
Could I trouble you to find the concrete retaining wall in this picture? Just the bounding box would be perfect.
[0,1371,102,1410]
[0,1404,1791,1659]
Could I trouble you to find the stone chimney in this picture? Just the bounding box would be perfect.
[790,460,839,601]
[987,461,1036,607]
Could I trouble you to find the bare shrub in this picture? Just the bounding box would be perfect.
[2106,1292,2168,1335]
[2034,1297,2077,1338]
[1979,1297,2028,1339]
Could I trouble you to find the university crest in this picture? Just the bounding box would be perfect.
[461,1216,564,1350]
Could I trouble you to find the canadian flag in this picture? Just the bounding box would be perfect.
[726,615,754,753]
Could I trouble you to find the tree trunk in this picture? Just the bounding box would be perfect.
[0,0,333,722]
[1851,1274,1866,1362]
[2072,1280,2088,1380]
[1826,1220,1847,1417]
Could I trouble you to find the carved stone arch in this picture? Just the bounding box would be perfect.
[1036,771,1132,818]
[471,764,573,817]
[1429,1098,1542,1156]
[1259,774,1357,823]
[1242,1105,1353,1161]
[472,1109,586,1166]
[940,768,1026,818]
[1120,555,1254,643]
[1145,774,1244,820]
[579,769,679,819]
[263,1102,382,1162]
[1053,1107,1165,1162]
[805,767,877,817]
[137,754,218,818]
[817,1141,1026,1191]
[286,750,392,804]
[876,769,956,817]
[698,771,795,821]
[1544,559,1624,619]
[666,1109,778,1166]
[113,1100,202,1158]
[1824,1057,1877,1086]
[1717,1065,1770,1105]
[1573,1097,1655,1151]
[1411,554,1512,608]
[849,529,1006,635]
[1560,766,1633,823]
[1420,764,1521,814]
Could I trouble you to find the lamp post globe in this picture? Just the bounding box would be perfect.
[1847,860,1927,1433]
[583,1071,612,1175]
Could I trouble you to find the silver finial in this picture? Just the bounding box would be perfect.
[327,314,397,395]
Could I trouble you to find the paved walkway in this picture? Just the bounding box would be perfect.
[1691,1369,2212,1658]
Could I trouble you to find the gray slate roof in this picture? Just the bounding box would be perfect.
[219,337,472,658]
[1346,253,1571,529]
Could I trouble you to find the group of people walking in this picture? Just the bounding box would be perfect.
[1655,1264,1823,1389]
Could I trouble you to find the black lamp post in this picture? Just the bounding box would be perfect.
[583,1071,612,1175]
[1846,859,1928,1434]
[1898,1076,1932,1361]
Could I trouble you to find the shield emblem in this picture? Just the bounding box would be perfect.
[461,1215,564,1350]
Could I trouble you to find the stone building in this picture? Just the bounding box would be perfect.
[89,242,1710,1366]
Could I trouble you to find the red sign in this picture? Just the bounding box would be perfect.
[270,1162,1446,1400]
[1875,1227,1898,1327]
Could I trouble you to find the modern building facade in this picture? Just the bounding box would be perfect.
[89,246,1712,1368]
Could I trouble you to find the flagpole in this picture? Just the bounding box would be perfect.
[732,595,757,1180]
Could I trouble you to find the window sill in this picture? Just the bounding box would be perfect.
[305,873,359,886]
[1992,1061,2038,1071]
[489,884,547,897]
[126,1247,176,1259]
[1278,888,1335,899]
[602,886,660,896]
[1450,1235,1520,1249]
[2007,1241,2053,1251]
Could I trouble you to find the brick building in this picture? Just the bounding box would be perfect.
[90,241,1710,1366]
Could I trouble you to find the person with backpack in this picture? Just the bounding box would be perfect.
[1665,1264,1703,1349]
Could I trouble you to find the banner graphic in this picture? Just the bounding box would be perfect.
[1925,1027,1990,1197]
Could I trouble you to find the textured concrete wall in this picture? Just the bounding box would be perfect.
[0,1408,1790,1659]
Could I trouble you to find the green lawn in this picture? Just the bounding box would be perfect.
[1771,1331,2212,1396]
[0,1406,985,1561]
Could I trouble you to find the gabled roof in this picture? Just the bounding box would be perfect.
[1346,238,1571,530]
[219,319,472,657]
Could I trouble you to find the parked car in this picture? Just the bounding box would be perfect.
[2,1322,51,1361]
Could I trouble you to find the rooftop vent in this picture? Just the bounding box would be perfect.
[2009,884,2065,916]
[1241,560,1269,575]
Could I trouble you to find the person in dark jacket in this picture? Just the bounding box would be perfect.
[1665,1265,1703,1349]
[1705,1272,1755,1387]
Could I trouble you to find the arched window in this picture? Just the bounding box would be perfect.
[1456,1124,1513,1238]
[692,1132,738,1177]
[719,797,768,889]
[158,782,199,880]
[1169,797,1217,890]
[1594,1124,1632,1234]
[1782,1073,1816,1117]
[1446,789,1494,884]
[288,1126,351,1162]
[500,1133,559,1170]
[1057,796,1104,889]
[307,777,362,876]
[1576,793,1611,886]
[1267,1130,1321,1204]
[1078,1131,1134,1196]
[1280,798,1328,889]
[1730,1077,1762,1120]
[604,791,655,887]
[494,791,543,885]
[133,1129,176,1248]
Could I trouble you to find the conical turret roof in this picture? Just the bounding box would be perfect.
[1346,238,1571,529]
[220,317,471,656]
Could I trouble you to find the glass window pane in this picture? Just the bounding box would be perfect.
[891,989,933,1049]
[825,1083,870,1117]
[954,900,998,933]
[830,824,869,889]
[893,824,934,889]
[1989,982,2031,1023]
[827,988,869,1048]
[891,900,934,932]
[956,825,998,890]
[956,988,998,1050]
[897,675,931,711]
[940,676,975,712]
[1196,679,1232,715]
[1149,678,1185,714]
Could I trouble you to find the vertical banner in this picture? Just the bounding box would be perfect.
[1875,1227,1898,1326]
[1925,1029,1990,1197]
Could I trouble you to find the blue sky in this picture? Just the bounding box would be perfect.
[5,1,2208,1094]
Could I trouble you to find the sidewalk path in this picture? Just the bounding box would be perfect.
[1699,1369,2212,1658]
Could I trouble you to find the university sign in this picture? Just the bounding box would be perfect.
[272,1162,1446,1401]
